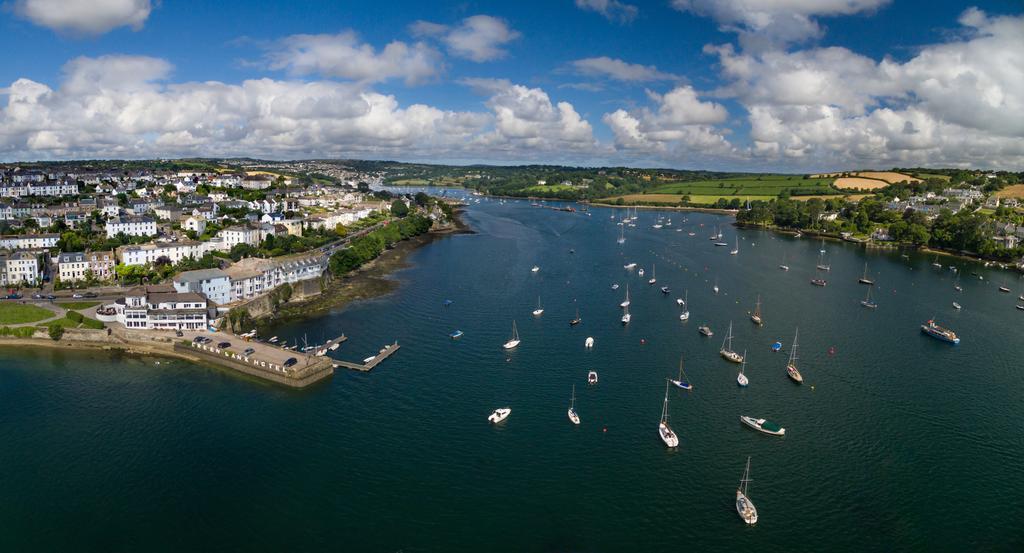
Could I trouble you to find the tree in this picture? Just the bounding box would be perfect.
[390,200,409,217]
[48,324,64,341]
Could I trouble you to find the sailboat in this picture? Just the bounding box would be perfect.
[953,274,962,292]
[621,303,631,325]
[713,278,719,294]
[669,356,692,390]
[532,297,544,317]
[620,284,631,308]
[502,321,520,349]
[819,238,826,254]
[786,328,803,383]
[648,264,657,285]
[736,457,758,524]
[658,380,680,448]
[567,385,580,425]
[779,253,789,271]
[750,295,763,325]
[679,290,690,321]
[858,262,875,285]
[737,352,749,386]
[570,307,582,326]
[720,322,744,363]
[816,249,831,271]
[617,224,625,244]
[730,236,739,255]
[861,286,877,309]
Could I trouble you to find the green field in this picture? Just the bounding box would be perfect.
[650,175,836,197]
[0,303,54,324]
[522,184,576,194]
[58,301,101,310]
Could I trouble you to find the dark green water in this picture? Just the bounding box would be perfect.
[2,192,1022,552]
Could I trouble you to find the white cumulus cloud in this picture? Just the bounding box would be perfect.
[575,0,639,24]
[603,85,733,159]
[571,57,678,82]
[411,15,520,62]
[13,0,152,35]
[264,31,442,85]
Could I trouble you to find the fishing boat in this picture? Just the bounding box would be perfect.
[531,266,540,273]
[669,357,692,390]
[699,324,713,336]
[567,385,580,425]
[658,380,680,448]
[488,408,511,424]
[952,302,962,310]
[720,322,744,363]
[621,304,631,325]
[737,352,749,387]
[502,321,521,349]
[858,262,875,285]
[585,337,594,348]
[570,307,582,326]
[532,297,544,317]
[730,236,739,255]
[736,457,758,524]
[648,264,657,285]
[449,330,464,339]
[861,286,877,309]
[740,416,786,436]
[624,262,637,270]
[620,284,631,308]
[786,329,803,383]
[750,295,763,326]
[588,370,598,384]
[920,319,960,344]
[811,278,827,286]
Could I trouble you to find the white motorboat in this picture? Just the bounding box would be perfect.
[488,408,511,424]
[658,380,679,448]
[736,457,758,525]
[531,266,540,273]
[638,268,645,277]
[567,385,580,425]
[624,262,637,270]
[585,337,595,349]
[587,370,598,384]
[740,415,785,436]
[502,321,521,350]
[611,283,619,290]
[953,302,962,310]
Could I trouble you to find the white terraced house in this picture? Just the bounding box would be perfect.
[107,286,210,331]
[4,251,42,285]
[106,216,157,238]
[117,241,211,267]
[0,234,59,250]
[57,252,89,283]
[0,180,79,198]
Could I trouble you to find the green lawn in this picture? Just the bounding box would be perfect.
[57,301,101,310]
[0,303,55,325]
[650,175,835,197]
[522,184,577,194]
[40,317,80,329]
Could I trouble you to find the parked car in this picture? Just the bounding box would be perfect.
[32,293,43,299]
[193,336,211,344]
[175,330,183,337]
[72,293,83,299]
[5,294,22,300]
[283,357,298,367]
[217,342,231,349]
[46,294,56,300]
[243,347,255,356]
[83,292,98,298]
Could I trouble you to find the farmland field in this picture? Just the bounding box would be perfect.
[995,184,1024,199]
[649,174,835,197]
[602,193,777,205]
[834,177,890,190]
[854,171,920,183]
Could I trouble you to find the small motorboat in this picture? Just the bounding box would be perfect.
[779,264,789,271]
[638,268,645,277]
[676,297,685,306]
[587,370,598,385]
[442,299,454,307]
[811,279,827,287]
[449,330,464,339]
[531,266,540,273]
[1016,305,1024,311]
[679,310,690,321]
[952,302,962,310]
[488,408,511,424]
[624,263,636,270]
[585,337,595,349]
[661,286,670,294]
[770,341,782,352]
[611,283,619,290]
[740,416,785,436]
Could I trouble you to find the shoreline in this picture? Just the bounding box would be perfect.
[263,210,473,327]
[586,201,739,215]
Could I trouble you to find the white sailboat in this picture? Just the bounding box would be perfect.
[730,236,739,255]
[737,351,749,386]
[720,322,744,363]
[658,380,679,448]
[779,253,789,271]
[669,356,693,390]
[736,457,758,524]
[621,303,631,325]
[786,328,803,383]
[532,296,544,317]
[713,277,719,294]
[620,284,631,308]
[617,225,625,244]
[567,384,580,425]
[648,263,656,285]
[679,290,690,321]
[502,321,521,350]
[750,295,763,325]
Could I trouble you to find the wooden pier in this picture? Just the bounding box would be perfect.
[333,341,400,372]
[318,334,348,354]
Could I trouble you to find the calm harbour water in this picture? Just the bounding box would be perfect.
[2,191,1022,552]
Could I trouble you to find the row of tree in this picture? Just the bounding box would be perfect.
[328,215,432,276]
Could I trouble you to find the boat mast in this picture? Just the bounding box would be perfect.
[788,328,799,368]
[661,380,670,424]
[740,456,752,496]
[723,322,734,352]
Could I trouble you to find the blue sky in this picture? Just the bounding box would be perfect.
[1,0,1022,171]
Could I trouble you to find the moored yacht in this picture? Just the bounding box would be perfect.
[502,321,521,349]
[740,415,785,436]
[488,408,511,424]
[736,457,758,525]
[658,380,680,448]
[786,328,803,383]
[720,322,744,363]
[567,385,580,425]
